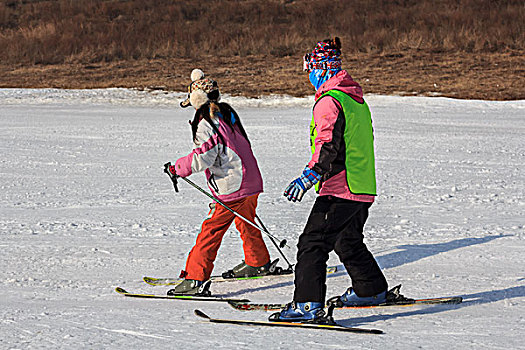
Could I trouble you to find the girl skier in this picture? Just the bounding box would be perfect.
[167,69,271,295]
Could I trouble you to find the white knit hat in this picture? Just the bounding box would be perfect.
[180,69,220,109]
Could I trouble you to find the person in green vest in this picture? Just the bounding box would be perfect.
[271,37,389,322]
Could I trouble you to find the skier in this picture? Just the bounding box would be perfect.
[271,38,389,322]
[166,69,271,295]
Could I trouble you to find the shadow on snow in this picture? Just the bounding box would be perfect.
[338,284,525,327]
[223,235,508,297]
[376,235,508,270]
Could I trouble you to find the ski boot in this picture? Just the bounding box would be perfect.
[268,301,332,323]
[327,287,387,307]
[167,279,211,296]
[222,259,276,278]
[384,284,415,304]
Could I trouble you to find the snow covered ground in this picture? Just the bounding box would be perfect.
[1,88,524,349]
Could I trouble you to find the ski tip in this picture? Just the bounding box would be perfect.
[194,309,211,320]
[115,287,128,294]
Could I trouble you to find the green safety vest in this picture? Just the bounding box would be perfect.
[310,90,377,195]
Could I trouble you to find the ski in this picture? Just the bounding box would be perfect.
[143,272,291,286]
[194,309,383,334]
[228,295,462,311]
[228,285,462,311]
[115,287,249,303]
[144,265,338,286]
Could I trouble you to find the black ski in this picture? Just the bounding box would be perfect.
[228,285,462,311]
[194,309,383,334]
[229,296,462,311]
[144,265,338,286]
[115,287,249,303]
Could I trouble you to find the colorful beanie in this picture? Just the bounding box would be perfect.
[180,69,220,109]
[303,37,342,72]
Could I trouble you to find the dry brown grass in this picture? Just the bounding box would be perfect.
[1,0,523,64]
[0,0,523,100]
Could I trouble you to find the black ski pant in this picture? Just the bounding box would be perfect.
[293,196,388,303]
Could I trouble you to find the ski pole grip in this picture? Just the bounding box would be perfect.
[164,162,179,193]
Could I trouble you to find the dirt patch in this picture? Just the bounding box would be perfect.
[0,50,523,100]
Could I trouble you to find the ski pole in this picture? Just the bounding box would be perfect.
[255,215,293,271]
[164,163,291,250]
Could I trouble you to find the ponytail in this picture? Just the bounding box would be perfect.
[190,102,250,150]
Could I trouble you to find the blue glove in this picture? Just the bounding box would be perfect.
[284,167,321,202]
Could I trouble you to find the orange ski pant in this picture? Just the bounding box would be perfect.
[183,194,270,281]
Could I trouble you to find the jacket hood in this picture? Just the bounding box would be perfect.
[315,70,364,103]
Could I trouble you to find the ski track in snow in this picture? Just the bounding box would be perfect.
[1,88,524,349]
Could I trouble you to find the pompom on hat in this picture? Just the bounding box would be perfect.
[180,69,220,109]
[303,37,342,72]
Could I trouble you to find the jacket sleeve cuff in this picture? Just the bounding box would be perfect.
[174,156,193,178]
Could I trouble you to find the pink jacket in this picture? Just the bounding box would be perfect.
[174,107,263,202]
[308,70,375,203]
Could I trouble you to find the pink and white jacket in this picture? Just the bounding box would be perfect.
[174,106,263,202]
[309,70,375,203]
